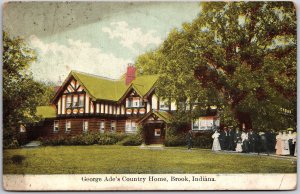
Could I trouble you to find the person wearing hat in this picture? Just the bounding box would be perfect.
[223,127,230,150]
[275,131,283,155]
[257,131,269,155]
[219,127,226,150]
[287,128,295,156]
[248,128,258,153]
[186,129,194,150]
[241,129,249,153]
[281,131,290,155]
[227,126,235,151]
[293,131,297,157]
[212,130,221,151]
[234,128,242,152]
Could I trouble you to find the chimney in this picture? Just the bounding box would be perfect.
[125,63,136,85]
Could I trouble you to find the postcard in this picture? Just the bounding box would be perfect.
[2,0,297,191]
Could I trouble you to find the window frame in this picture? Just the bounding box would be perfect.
[99,121,105,133]
[65,120,71,132]
[110,120,116,133]
[125,120,137,133]
[78,94,84,107]
[83,120,89,132]
[54,120,59,132]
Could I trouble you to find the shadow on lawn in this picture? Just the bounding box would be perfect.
[11,155,26,165]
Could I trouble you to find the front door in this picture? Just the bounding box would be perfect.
[143,123,165,145]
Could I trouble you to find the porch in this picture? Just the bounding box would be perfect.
[138,110,172,145]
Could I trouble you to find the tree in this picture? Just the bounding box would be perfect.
[135,2,296,131]
[3,32,55,145]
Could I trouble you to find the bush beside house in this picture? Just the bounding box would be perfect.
[164,130,214,148]
[37,132,143,146]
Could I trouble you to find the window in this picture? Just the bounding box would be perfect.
[192,119,199,130]
[154,128,161,137]
[125,120,137,133]
[110,121,116,132]
[126,97,143,108]
[159,99,169,110]
[65,120,71,132]
[73,95,78,107]
[83,120,88,132]
[66,96,72,108]
[99,121,105,133]
[20,125,26,133]
[79,95,84,107]
[54,120,59,132]
[192,117,219,131]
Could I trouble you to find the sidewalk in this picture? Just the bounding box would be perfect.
[21,141,41,148]
[215,150,297,160]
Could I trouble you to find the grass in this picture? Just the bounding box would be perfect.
[3,145,297,174]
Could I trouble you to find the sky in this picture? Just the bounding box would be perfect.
[3,1,201,84]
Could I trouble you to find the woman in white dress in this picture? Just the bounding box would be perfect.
[212,130,221,151]
[281,131,290,155]
[235,131,243,152]
[241,131,249,153]
[275,132,283,155]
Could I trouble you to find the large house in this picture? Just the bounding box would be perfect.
[33,64,219,144]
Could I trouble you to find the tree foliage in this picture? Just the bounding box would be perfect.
[3,32,55,143]
[135,2,296,131]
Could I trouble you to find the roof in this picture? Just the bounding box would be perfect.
[138,110,172,124]
[72,71,128,101]
[55,70,159,102]
[154,111,172,123]
[36,106,56,118]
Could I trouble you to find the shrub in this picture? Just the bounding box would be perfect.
[164,124,214,148]
[118,134,143,146]
[3,138,19,149]
[164,133,186,147]
[193,132,214,149]
[96,133,127,145]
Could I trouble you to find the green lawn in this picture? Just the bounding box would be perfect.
[3,145,296,174]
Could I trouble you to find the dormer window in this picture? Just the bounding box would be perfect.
[126,97,143,108]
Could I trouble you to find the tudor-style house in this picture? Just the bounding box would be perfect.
[33,64,220,144]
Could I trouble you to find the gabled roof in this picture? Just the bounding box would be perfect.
[138,110,172,124]
[118,74,159,102]
[36,106,56,118]
[53,70,159,102]
[72,71,128,101]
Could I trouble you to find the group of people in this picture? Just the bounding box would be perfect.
[275,130,297,156]
[212,127,269,154]
[211,127,297,156]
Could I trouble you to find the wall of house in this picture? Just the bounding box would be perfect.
[36,118,128,138]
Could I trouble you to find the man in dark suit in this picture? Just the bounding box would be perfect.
[227,126,235,151]
[257,132,269,155]
[223,127,229,150]
[248,129,257,153]
[219,128,226,150]
[187,130,193,150]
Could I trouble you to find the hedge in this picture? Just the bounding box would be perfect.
[37,132,143,146]
[164,131,214,149]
